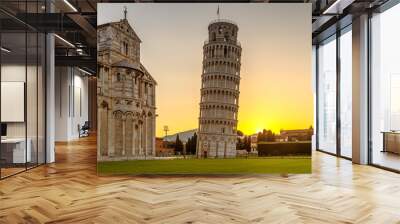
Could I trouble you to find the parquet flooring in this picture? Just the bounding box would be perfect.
[1,135,400,223]
[1,167,26,178]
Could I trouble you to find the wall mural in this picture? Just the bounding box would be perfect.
[97,3,313,174]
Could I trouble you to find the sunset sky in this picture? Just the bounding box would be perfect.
[98,3,313,137]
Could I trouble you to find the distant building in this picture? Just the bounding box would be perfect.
[279,128,313,142]
[250,134,258,153]
[155,137,174,156]
[274,135,286,142]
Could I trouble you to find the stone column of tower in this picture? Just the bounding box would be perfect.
[197,19,242,158]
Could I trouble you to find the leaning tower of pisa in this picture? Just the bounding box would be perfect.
[197,19,242,158]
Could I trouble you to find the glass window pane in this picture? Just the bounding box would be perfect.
[318,36,337,154]
[1,31,27,177]
[0,0,46,179]
[340,28,352,158]
[27,31,38,169]
[371,4,400,171]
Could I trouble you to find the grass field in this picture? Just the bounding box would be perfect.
[97,157,311,175]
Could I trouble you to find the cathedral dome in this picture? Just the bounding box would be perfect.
[112,59,143,72]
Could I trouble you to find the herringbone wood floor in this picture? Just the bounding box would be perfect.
[1,135,400,224]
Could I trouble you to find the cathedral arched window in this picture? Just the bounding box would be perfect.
[121,41,129,55]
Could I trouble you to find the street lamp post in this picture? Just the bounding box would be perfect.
[163,125,169,138]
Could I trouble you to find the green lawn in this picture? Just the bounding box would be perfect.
[97,157,311,175]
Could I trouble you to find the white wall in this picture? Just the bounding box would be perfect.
[1,65,33,138]
[55,66,69,141]
[55,67,89,141]
[73,73,89,138]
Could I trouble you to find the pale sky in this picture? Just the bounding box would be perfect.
[98,3,313,137]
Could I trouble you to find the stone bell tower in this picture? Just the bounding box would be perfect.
[197,17,242,158]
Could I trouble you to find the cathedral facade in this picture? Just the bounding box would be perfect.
[197,19,242,158]
[97,17,156,161]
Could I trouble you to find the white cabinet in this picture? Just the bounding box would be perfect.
[1,138,32,163]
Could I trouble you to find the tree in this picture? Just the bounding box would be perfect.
[185,139,190,154]
[237,130,244,137]
[257,132,264,142]
[257,129,275,142]
[266,130,275,142]
[236,137,243,150]
[244,136,251,152]
[236,136,251,151]
[175,134,183,154]
[185,133,197,155]
[191,133,197,154]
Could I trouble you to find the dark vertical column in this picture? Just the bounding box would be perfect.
[36,0,39,167]
[336,29,341,157]
[315,45,319,150]
[44,0,47,164]
[25,0,28,170]
[88,77,97,132]
[0,21,2,179]
[367,11,373,165]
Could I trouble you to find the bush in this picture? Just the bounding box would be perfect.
[257,141,311,156]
